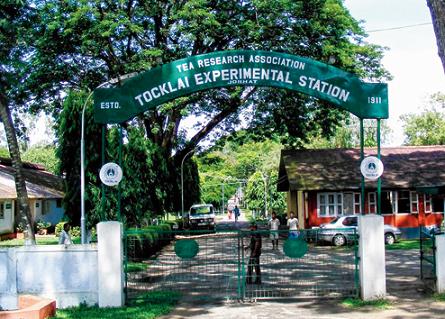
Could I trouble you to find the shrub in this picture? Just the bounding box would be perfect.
[55,222,80,238]
[126,224,172,259]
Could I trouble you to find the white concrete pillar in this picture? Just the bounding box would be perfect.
[436,234,445,293]
[0,249,18,310]
[97,221,124,307]
[358,215,386,300]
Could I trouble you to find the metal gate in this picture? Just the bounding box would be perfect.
[420,226,437,291]
[124,228,359,303]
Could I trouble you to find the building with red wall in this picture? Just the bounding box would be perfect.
[278,146,445,238]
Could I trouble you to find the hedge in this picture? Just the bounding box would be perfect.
[126,224,172,259]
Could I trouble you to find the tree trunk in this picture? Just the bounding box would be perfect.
[0,93,36,244]
[427,0,445,74]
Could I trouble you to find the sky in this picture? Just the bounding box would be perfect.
[344,0,445,145]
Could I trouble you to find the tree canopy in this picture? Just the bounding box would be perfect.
[401,92,445,146]
[21,0,389,154]
[5,0,391,226]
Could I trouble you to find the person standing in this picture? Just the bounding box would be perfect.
[234,205,240,222]
[268,211,280,250]
[58,223,73,245]
[246,223,262,284]
[287,211,299,239]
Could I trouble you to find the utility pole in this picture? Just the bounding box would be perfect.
[260,172,268,217]
[181,149,195,226]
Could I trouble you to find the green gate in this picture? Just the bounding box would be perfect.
[420,226,437,291]
[124,228,359,302]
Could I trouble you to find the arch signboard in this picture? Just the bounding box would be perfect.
[93,50,388,123]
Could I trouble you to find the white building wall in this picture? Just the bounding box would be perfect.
[0,200,15,234]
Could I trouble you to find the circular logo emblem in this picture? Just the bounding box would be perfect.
[360,156,384,181]
[175,239,199,259]
[99,162,123,186]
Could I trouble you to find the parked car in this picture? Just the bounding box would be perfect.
[314,215,402,246]
[187,204,216,230]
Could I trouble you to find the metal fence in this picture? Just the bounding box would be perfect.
[124,228,358,302]
[420,226,437,291]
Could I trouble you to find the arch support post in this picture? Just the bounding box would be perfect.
[359,215,386,300]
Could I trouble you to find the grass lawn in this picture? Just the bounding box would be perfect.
[386,239,419,250]
[341,297,391,309]
[51,291,180,319]
[0,236,81,247]
[127,261,149,273]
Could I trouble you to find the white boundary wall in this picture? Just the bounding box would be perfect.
[0,221,124,310]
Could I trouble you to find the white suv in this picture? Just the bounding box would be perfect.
[188,204,216,230]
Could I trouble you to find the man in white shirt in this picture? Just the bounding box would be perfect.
[58,223,73,245]
[268,212,280,250]
[287,211,299,239]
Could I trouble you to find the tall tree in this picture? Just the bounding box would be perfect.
[22,0,389,219]
[427,0,445,73]
[0,0,36,243]
[24,0,389,154]
[401,92,445,145]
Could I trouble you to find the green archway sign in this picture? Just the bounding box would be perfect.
[93,50,388,123]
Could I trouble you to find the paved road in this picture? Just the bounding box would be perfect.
[161,296,445,319]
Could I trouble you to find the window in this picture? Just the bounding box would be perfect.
[0,202,4,219]
[432,196,444,213]
[424,194,432,213]
[368,192,376,213]
[43,200,51,215]
[381,191,394,214]
[318,193,342,217]
[394,190,418,213]
[342,216,358,227]
[354,193,361,214]
[56,199,62,208]
[410,192,418,213]
[397,191,410,213]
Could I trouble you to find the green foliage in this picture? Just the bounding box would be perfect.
[126,262,149,273]
[0,147,9,157]
[434,293,445,302]
[245,170,286,214]
[341,298,391,310]
[304,117,392,149]
[22,145,59,174]
[54,222,65,237]
[19,0,388,154]
[126,224,172,259]
[88,126,199,226]
[36,220,51,230]
[52,291,181,319]
[55,90,103,227]
[198,135,285,213]
[70,226,81,238]
[385,239,419,250]
[401,93,445,145]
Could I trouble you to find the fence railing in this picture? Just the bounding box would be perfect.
[124,228,359,302]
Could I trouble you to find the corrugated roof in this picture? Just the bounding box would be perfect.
[278,146,445,191]
[0,158,64,199]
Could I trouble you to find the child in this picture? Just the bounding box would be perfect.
[268,212,280,250]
